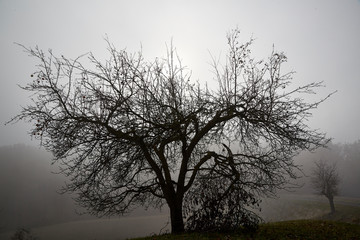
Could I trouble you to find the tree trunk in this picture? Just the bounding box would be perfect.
[169,199,185,233]
[327,195,336,214]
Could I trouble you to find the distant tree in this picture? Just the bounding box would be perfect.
[10,29,332,233]
[311,159,340,214]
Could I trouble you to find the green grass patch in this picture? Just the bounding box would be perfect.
[287,198,360,224]
[316,204,360,224]
[130,220,360,240]
[256,220,360,240]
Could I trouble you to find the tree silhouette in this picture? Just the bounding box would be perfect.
[10,29,332,233]
[311,159,340,214]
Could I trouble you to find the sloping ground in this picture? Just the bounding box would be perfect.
[132,220,360,240]
[315,204,360,224]
[258,194,360,223]
[256,220,360,240]
[1,194,359,240]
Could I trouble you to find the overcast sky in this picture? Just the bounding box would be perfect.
[1,0,360,146]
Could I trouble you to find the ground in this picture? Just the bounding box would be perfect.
[131,220,360,240]
[1,194,359,240]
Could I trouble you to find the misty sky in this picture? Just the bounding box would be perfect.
[1,0,360,146]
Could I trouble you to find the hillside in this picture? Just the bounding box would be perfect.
[131,220,360,240]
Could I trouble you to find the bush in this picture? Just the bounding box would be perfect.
[183,177,261,232]
[11,228,38,240]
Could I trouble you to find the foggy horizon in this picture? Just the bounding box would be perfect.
[1,143,359,239]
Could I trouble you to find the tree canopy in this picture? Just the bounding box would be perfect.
[11,29,332,233]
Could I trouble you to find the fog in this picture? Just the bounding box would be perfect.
[292,141,360,198]
[1,0,360,239]
[1,0,360,146]
[1,143,359,239]
[0,144,171,238]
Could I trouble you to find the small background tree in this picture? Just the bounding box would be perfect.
[311,159,340,214]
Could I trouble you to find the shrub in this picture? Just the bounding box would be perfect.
[11,227,38,240]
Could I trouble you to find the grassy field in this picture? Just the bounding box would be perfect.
[257,194,360,223]
[130,195,360,240]
[130,220,360,240]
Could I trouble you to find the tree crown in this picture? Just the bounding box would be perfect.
[10,30,332,231]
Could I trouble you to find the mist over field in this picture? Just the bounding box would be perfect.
[0,143,359,239]
[0,145,169,230]
[0,145,172,239]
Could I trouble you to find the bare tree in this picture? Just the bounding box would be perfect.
[311,159,340,214]
[9,29,332,233]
